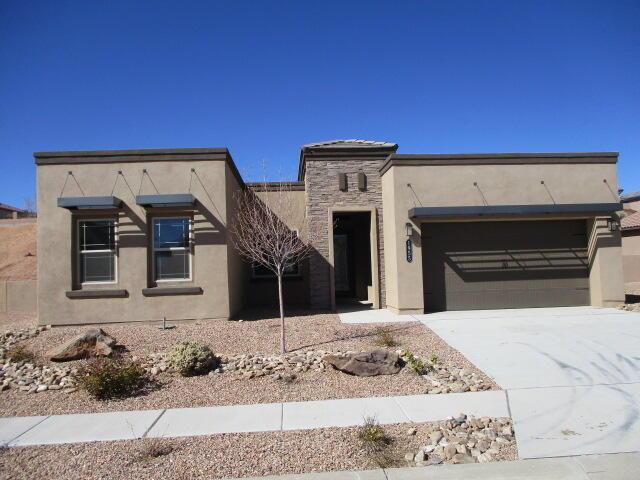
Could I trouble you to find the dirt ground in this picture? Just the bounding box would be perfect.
[0,422,518,480]
[0,219,37,281]
[0,311,498,416]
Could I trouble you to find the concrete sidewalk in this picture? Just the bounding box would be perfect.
[0,390,508,447]
[229,452,640,480]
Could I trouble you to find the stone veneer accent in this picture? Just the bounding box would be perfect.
[305,155,387,309]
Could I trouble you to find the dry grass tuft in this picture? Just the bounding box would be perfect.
[373,328,398,348]
[134,438,175,461]
[356,416,396,467]
[6,345,36,363]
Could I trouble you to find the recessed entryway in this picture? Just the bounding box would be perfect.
[329,208,379,310]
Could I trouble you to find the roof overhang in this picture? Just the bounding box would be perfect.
[135,194,195,208]
[409,203,623,221]
[381,152,619,176]
[57,196,122,210]
[621,192,640,203]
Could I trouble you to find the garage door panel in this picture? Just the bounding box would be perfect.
[422,220,589,311]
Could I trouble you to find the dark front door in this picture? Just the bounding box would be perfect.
[422,220,590,311]
[333,233,352,296]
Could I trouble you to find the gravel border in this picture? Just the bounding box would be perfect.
[0,422,518,480]
[0,311,499,416]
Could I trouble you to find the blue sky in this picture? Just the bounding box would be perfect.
[1,0,639,208]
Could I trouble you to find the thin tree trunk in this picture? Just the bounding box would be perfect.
[277,273,286,353]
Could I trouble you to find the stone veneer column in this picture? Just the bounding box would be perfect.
[305,157,386,310]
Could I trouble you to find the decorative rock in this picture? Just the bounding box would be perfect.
[414,450,426,462]
[407,427,417,436]
[411,414,515,468]
[477,452,493,463]
[323,350,403,376]
[444,444,457,460]
[47,328,117,361]
[452,453,475,464]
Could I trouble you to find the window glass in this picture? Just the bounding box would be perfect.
[155,250,190,280]
[78,220,116,283]
[80,220,115,250]
[153,217,190,281]
[153,218,189,249]
[252,262,299,278]
[80,252,115,282]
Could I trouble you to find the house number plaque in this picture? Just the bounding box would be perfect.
[406,238,413,263]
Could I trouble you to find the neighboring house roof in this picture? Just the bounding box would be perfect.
[0,203,25,213]
[298,139,399,180]
[621,191,640,203]
[622,211,640,232]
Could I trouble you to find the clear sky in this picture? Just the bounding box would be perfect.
[1,0,638,208]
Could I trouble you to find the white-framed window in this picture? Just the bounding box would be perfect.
[152,217,192,282]
[78,219,117,284]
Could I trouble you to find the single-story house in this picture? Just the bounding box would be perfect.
[35,140,625,326]
[621,191,640,285]
[0,203,26,219]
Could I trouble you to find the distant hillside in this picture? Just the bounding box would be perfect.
[0,219,37,281]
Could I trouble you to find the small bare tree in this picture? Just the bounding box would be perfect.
[23,195,36,217]
[231,180,318,353]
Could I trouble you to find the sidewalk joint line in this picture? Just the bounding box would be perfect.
[279,403,284,432]
[6,415,51,446]
[142,409,166,438]
[504,389,513,418]
[392,397,412,423]
[507,380,640,391]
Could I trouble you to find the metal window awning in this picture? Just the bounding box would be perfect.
[57,196,122,210]
[135,194,195,208]
[409,203,623,220]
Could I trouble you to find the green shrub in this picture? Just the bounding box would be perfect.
[430,354,439,365]
[373,328,398,348]
[404,351,428,375]
[6,345,36,363]
[74,358,147,400]
[167,341,218,376]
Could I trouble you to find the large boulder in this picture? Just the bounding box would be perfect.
[323,349,404,376]
[47,328,117,362]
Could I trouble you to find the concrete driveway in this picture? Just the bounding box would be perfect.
[415,307,640,459]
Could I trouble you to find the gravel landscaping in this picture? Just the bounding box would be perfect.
[0,311,498,416]
[0,419,517,480]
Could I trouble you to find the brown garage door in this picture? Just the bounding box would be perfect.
[422,220,589,311]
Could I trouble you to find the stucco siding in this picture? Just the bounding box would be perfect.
[37,159,233,325]
[382,161,624,312]
[622,231,640,284]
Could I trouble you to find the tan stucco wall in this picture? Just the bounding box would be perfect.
[245,189,310,307]
[225,164,246,317]
[1,280,37,314]
[37,160,235,325]
[622,231,640,284]
[588,217,625,306]
[382,162,624,312]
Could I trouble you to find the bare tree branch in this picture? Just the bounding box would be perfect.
[230,174,320,353]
